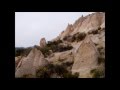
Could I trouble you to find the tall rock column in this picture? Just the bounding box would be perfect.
[40,38,46,48]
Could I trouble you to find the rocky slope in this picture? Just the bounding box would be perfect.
[15,12,105,78]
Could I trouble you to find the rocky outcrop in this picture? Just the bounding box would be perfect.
[48,50,74,65]
[15,12,105,78]
[59,12,105,39]
[40,38,46,48]
[60,24,74,40]
[72,35,99,78]
[15,47,49,78]
[75,12,105,34]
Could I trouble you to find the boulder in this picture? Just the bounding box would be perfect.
[72,35,99,78]
[40,38,46,48]
[15,47,49,78]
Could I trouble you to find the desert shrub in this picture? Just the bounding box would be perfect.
[40,42,73,57]
[15,47,32,57]
[46,63,55,73]
[102,27,105,30]
[90,69,105,78]
[58,58,65,62]
[52,64,79,78]
[71,36,76,42]
[34,45,41,50]
[22,74,34,78]
[57,45,73,52]
[15,48,24,56]
[47,40,73,52]
[62,61,74,67]
[98,27,101,30]
[63,35,73,42]
[50,44,58,52]
[97,46,105,65]
[88,29,98,34]
[63,36,68,41]
[88,31,92,34]
[94,43,98,46]
[57,39,63,44]
[47,40,71,53]
[73,72,79,78]
[22,47,32,56]
[36,64,67,78]
[36,67,50,78]
[77,32,86,41]
[36,63,79,78]
[63,72,79,78]
[88,29,100,34]
[72,32,86,42]
[92,30,98,34]
[40,46,51,57]
[97,46,105,56]
[97,46,103,53]
[54,64,68,76]
[71,32,79,42]
[98,56,105,64]
[47,39,62,46]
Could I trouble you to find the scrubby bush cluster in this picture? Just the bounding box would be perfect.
[98,27,101,30]
[15,47,32,57]
[63,32,86,42]
[22,74,34,78]
[36,63,79,78]
[90,68,105,78]
[39,40,73,57]
[73,32,86,42]
[62,61,74,67]
[63,72,79,78]
[15,47,24,56]
[22,62,79,78]
[97,46,105,64]
[47,39,62,46]
[88,29,98,34]
[56,45,73,52]
[39,46,51,57]
[88,27,102,35]
[63,35,73,42]
[98,56,105,64]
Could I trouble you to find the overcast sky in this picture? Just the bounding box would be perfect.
[15,12,94,47]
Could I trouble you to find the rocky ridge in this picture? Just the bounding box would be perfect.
[15,12,105,78]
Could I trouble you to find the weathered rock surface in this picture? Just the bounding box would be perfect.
[15,47,49,77]
[60,24,74,40]
[15,12,105,78]
[15,56,22,68]
[59,12,105,39]
[40,38,46,48]
[72,35,99,78]
[48,50,74,65]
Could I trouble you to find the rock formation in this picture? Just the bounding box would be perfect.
[40,38,46,48]
[15,47,49,77]
[72,35,99,78]
[15,56,22,68]
[60,23,74,40]
[15,12,105,78]
[59,12,105,39]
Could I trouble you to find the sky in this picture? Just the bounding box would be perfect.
[15,12,94,47]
